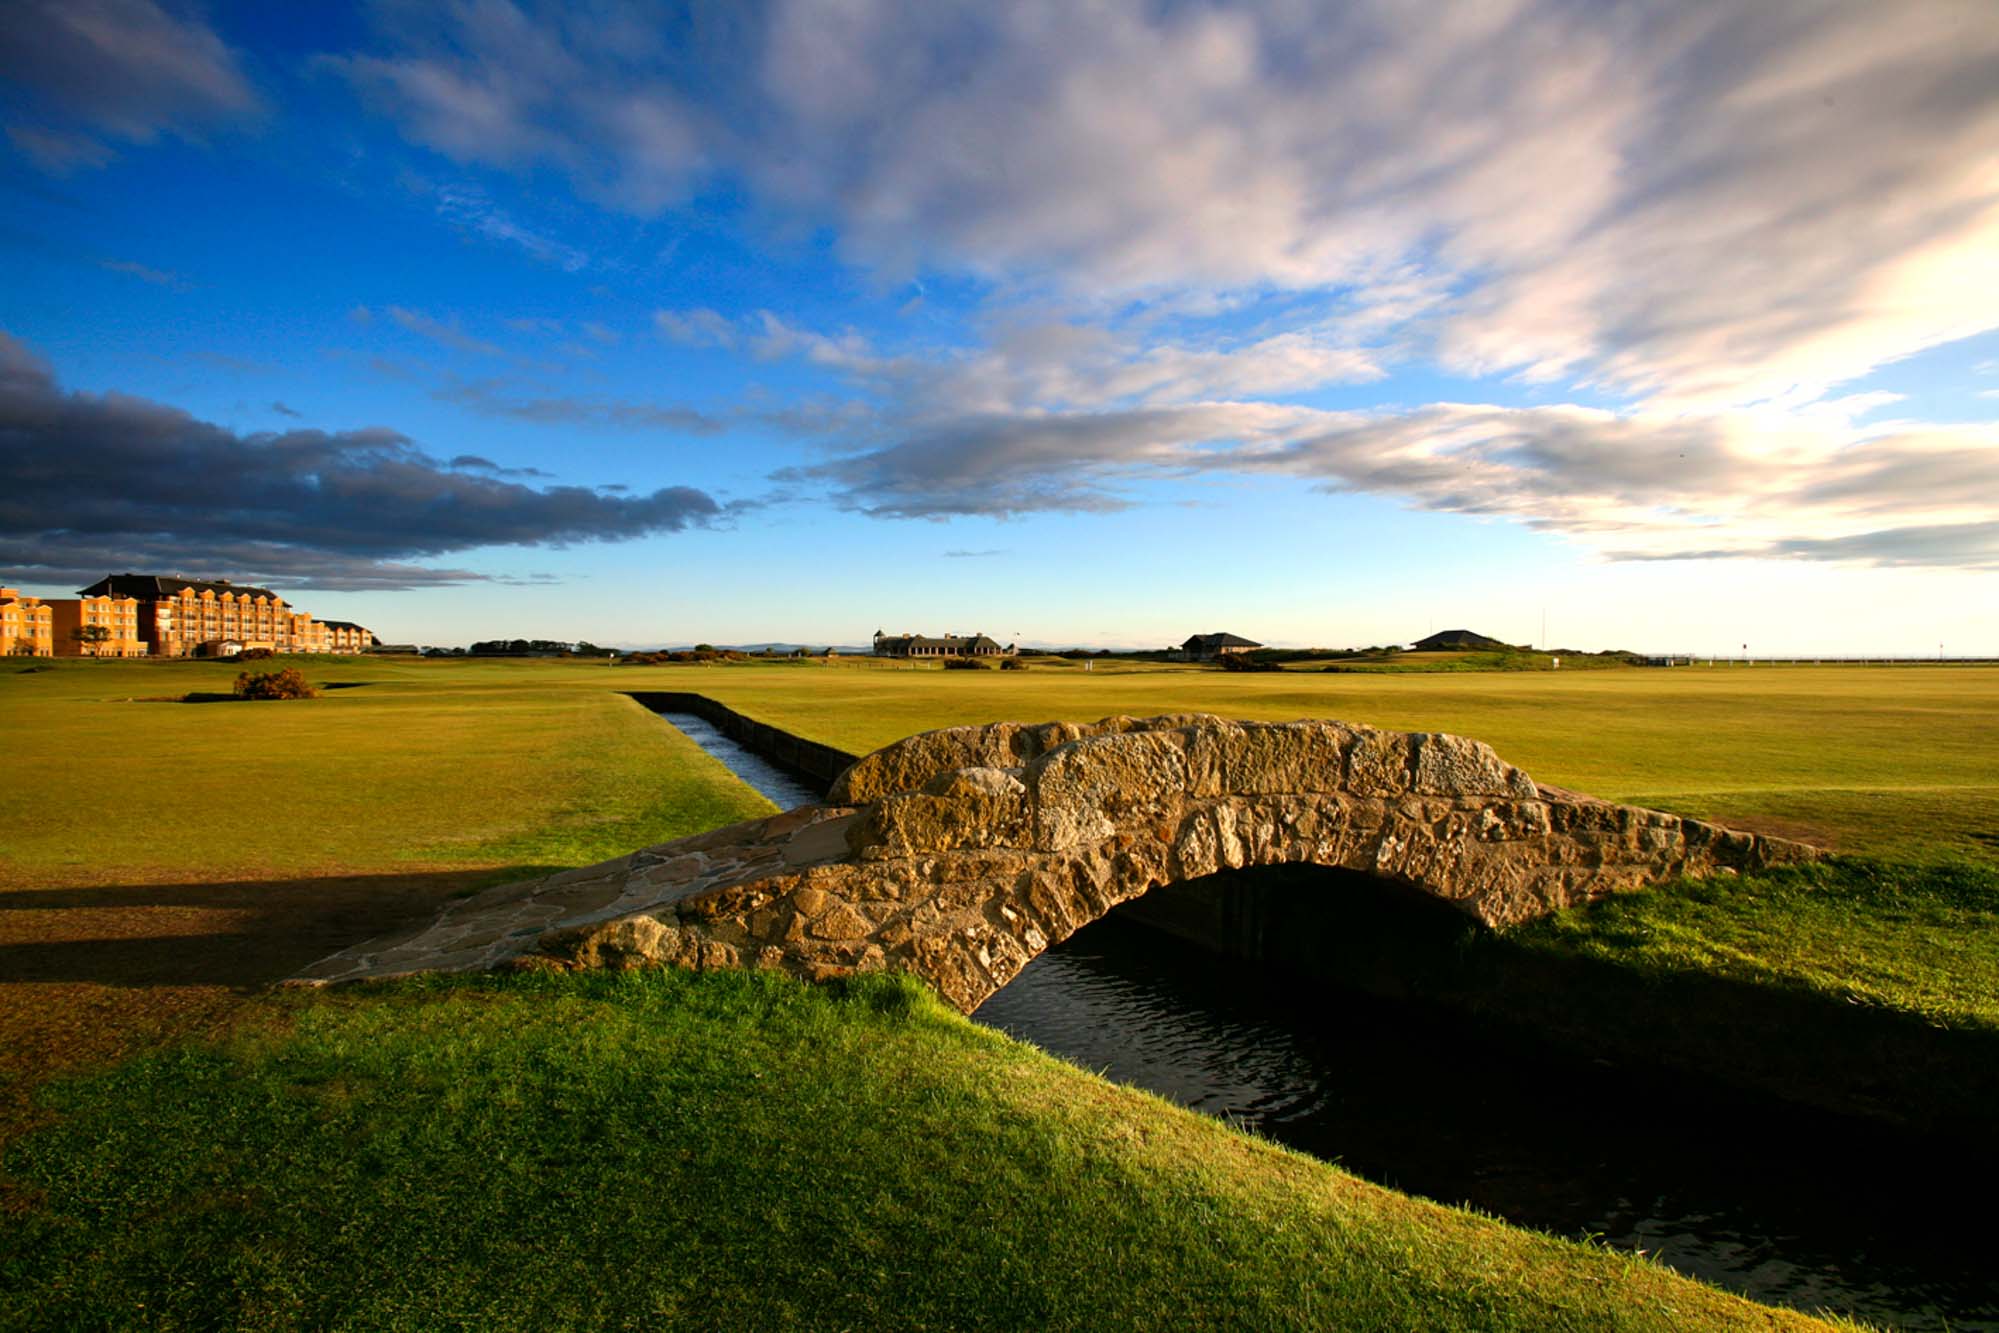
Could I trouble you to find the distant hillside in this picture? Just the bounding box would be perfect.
[1411,629,1515,652]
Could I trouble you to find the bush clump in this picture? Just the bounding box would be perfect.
[941,657,991,670]
[234,667,317,700]
[1217,653,1282,672]
[617,649,749,665]
[999,657,1027,670]
[233,647,275,662]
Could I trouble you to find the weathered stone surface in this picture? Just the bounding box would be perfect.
[296,713,1819,1012]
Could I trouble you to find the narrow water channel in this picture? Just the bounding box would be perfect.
[649,708,1999,1332]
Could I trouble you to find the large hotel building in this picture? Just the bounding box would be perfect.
[1,574,376,658]
[1,587,54,657]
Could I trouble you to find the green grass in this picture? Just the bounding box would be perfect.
[1514,858,1999,1032]
[0,968,1837,1332]
[1468,859,1999,1131]
[1,653,1984,1325]
[0,656,774,888]
[13,653,1996,868]
[663,657,1999,863]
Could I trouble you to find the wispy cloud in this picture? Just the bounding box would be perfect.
[5,125,112,174]
[655,307,737,349]
[97,257,191,291]
[434,377,725,436]
[448,453,552,479]
[432,183,590,271]
[386,306,503,358]
[777,384,1999,569]
[270,400,302,418]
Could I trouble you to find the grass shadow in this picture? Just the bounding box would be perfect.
[0,866,551,1139]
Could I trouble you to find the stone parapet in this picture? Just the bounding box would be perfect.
[296,715,1818,1011]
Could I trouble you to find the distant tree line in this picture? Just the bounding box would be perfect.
[466,639,615,657]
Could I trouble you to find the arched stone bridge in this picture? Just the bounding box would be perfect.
[297,715,1818,1012]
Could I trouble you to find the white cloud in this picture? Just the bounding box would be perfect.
[654,307,736,349]
[333,1,1999,414]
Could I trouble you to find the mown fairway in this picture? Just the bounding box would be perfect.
[0,656,773,888]
[679,656,1999,863]
[8,654,1993,878]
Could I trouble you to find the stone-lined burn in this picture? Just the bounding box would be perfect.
[295,715,1819,1012]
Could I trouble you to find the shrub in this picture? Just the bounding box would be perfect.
[942,657,990,670]
[1217,653,1282,672]
[999,657,1027,671]
[234,667,317,700]
[235,647,275,662]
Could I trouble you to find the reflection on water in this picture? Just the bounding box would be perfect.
[657,712,824,810]
[647,705,1997,1331]
[976,914,1999,1332]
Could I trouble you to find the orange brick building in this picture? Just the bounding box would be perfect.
[1,587,53,656]
[73,574,376,657]
[47,594,147,657]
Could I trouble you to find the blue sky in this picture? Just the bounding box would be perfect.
[2,0,1996,652]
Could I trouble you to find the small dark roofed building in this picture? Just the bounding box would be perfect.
[872,629,1012,659]
[1180,632,1261,661]
[1411,628,1512,652]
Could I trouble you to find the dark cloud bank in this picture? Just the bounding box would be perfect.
[0,332,720,590]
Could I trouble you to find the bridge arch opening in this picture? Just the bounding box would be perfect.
[1103,862,1494,1000]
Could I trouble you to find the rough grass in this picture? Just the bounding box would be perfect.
[0,968,1838,1333]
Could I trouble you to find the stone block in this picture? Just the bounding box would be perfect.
[1031,730,1189,850]
[1345,729,1414,797]
[1218,721,1352,794]
[1412,733,1526,797]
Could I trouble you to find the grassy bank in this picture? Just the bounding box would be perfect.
[0,968,1836,1332]
[1214,858,1999,1135]
[1481,857,1999,1135]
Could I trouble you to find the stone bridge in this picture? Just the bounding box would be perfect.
[296,714,1817,1012]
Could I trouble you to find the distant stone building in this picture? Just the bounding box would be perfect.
[872,630,1012,659]
[47,594,147,656]
[1179,632,1261,661]
[0,587,52,656]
